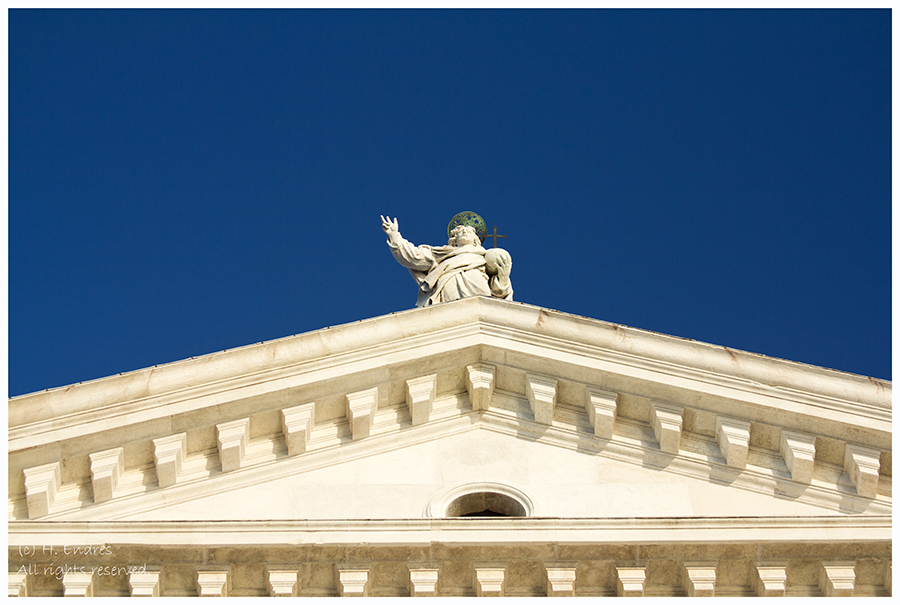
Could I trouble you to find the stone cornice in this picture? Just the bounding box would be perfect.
[9,298,891,449]
[10,301,488,426]
[479,321,890,431]
[8,323,485,450]
[8,515,891,547]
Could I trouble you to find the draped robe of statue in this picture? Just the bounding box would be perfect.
[387,233,513,307]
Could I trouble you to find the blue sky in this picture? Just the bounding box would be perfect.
[8,9,891,397]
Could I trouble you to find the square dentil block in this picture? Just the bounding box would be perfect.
[544,566,577,596]
[129,569,162,597]
[196,569,231,597]
[406,374,437,426]
[466,364,495,411]
[337,568,369,597]
[525,373,558,425]
[267,569,299,597]
[650,401,684,454]
[716,416,751,469]
[473,566,506,597]
[780,429,816,484]
[843,443,880,499]
[682,562,717,597]
[819,561,856,597]
[281,402,315,456]
[62,572,95,597]
[585,387,618,439]
[89,447,125,503]
[408,567,439,596]
[23,461,61,519]
[153,433,187,488]
[751,562,787,597]
[216,418,250,472]
[346,387,379,440]
[615,566,646,597]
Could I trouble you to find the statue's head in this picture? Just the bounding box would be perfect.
[449,225,480,247]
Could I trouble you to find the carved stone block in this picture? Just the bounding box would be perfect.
[751,562,787,597]
[585,387,617,439]
[716,416,751,469]
[683,562,717,597]
[153,433,187,488]
[196,569,230,597]
[216,418,250,473]
[267,569,299,597]
[843,443,880,499]
[650,401,684,454]
[473,566,506,597]
[346,387,378,440]
[408,567,439,596]
[615,566,646,597]
[62,572,95,597]
[23,461,61,519]
[780,429,816,484]
[406,374,437,426]
[466,364,495,411]
[337,567,369,597]
[8,573,28,597]
[819,561,856,597]
[544,566,577,596]
[89,447,125,503]
[525,373,558,425]
[128,569,162,597]
[281,402,315,456]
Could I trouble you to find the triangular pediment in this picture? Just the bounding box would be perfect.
[9,297,891,524]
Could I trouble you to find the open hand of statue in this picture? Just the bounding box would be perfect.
[381,215,399,234]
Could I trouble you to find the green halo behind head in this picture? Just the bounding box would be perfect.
[448,211,487,243]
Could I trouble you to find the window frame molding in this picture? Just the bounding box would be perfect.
[424,481,536,518]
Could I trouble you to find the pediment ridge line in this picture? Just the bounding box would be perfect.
[771,384,892,420]
[11,333,888,451]
[9,327,488,444]
[38,415,485,522]
[7,305,482,404]
[478,304,893,391]
[481,324,891,423]
[477,412,890,515]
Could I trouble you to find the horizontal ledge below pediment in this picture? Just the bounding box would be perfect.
[9,515,891,547]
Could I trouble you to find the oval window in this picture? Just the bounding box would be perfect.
[446,491,527,517]
[426,482,535,518]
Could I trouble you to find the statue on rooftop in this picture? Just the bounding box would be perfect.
[381,213,513,307]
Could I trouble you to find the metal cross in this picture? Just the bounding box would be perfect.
[484,226,506,248]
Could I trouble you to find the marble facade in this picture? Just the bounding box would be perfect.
[8,297,891,596]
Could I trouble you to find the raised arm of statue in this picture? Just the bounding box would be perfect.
[381,213,513,308]
[381,215,437,272]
